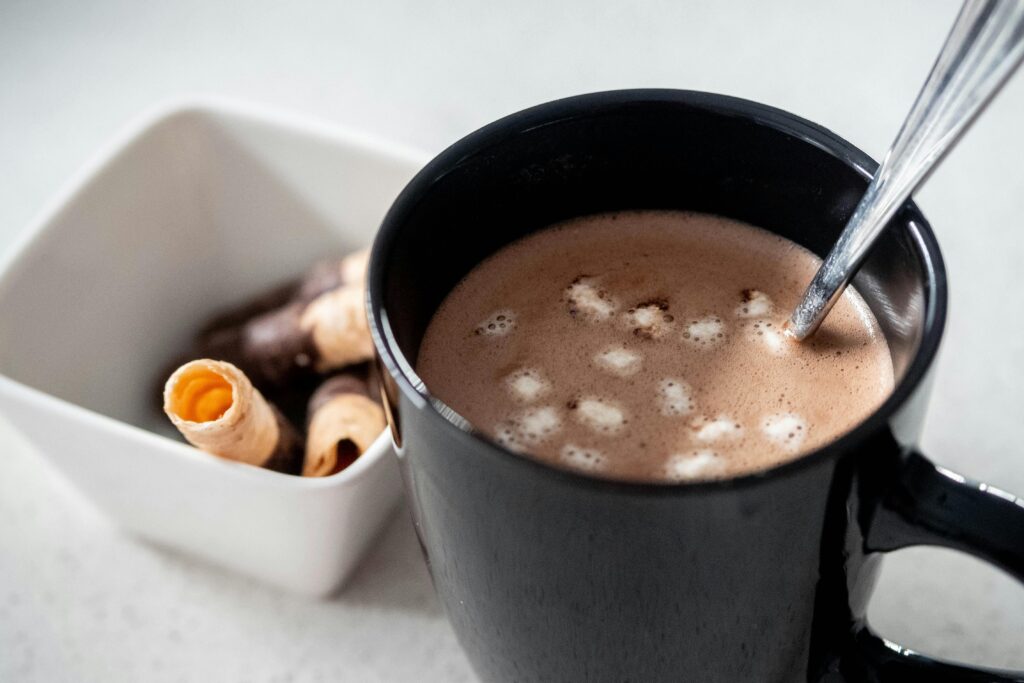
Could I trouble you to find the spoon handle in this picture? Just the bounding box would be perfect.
[788,0,1024,341]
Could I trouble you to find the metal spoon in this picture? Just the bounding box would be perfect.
[788,0,1024,341]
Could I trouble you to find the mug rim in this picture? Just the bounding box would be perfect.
[368,88,948,493]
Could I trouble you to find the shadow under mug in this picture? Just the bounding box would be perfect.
[367,90,1024,682]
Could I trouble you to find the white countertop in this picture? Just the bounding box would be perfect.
[2,0,1023,679]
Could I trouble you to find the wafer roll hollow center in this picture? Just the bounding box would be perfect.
[303,372,385,477]
[164,360,281,467]
[169,367,234,422]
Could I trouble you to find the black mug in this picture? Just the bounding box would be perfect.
[367,90,1024,682]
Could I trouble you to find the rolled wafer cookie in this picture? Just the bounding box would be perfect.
[198,280,300,341]
[196,281,374,388]
[295,248,370,303]
[303,372,386,477]
[299,284,375,372]
[164,359,304,474]
[199,247,371,340]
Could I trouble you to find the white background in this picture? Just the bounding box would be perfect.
[2,0,1024,680]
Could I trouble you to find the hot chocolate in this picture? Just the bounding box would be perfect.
[416,210,893,482]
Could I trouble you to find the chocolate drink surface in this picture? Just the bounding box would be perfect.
[416,211,894,482]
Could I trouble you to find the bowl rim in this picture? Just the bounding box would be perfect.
[0,96,430,490]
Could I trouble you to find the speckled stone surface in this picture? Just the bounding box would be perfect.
[2,0,1023,680]
[0,426,474,681]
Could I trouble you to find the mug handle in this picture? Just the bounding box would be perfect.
[839,450,1024,681]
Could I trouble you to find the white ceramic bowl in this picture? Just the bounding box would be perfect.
[0,99,428,597]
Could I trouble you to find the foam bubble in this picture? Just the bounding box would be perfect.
[564,277,618,321]
[505,368,550,402]
[622,301,674,339]
[493,405,563,452]
[571,396,627,435]
[658,378,695,416]
[743,319,790,355]
[691,415,744,442]
[735,289,774,318]
[683,315,726,349]
[663,449,725,481]
[475,310,516,337]
[493,421,525,453]
[518,406,563,445]
[761,412,808,452]
[594,346,642,376]
[560,443,606,472]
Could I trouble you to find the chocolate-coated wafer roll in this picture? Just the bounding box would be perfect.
[164,359,304,474]
[197,248,370,350]
[295,248,370,303]
[198,280,300,341]
[197,283,375,388]
[303,372,385,477]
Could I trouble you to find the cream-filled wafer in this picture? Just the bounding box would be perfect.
[196,281,374,388]
[198,280,300,342]
[195,248,371,362]
[295,248,370,303]
[164,359,304,474]
[298,285,375,372]
[303,372,385,477]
